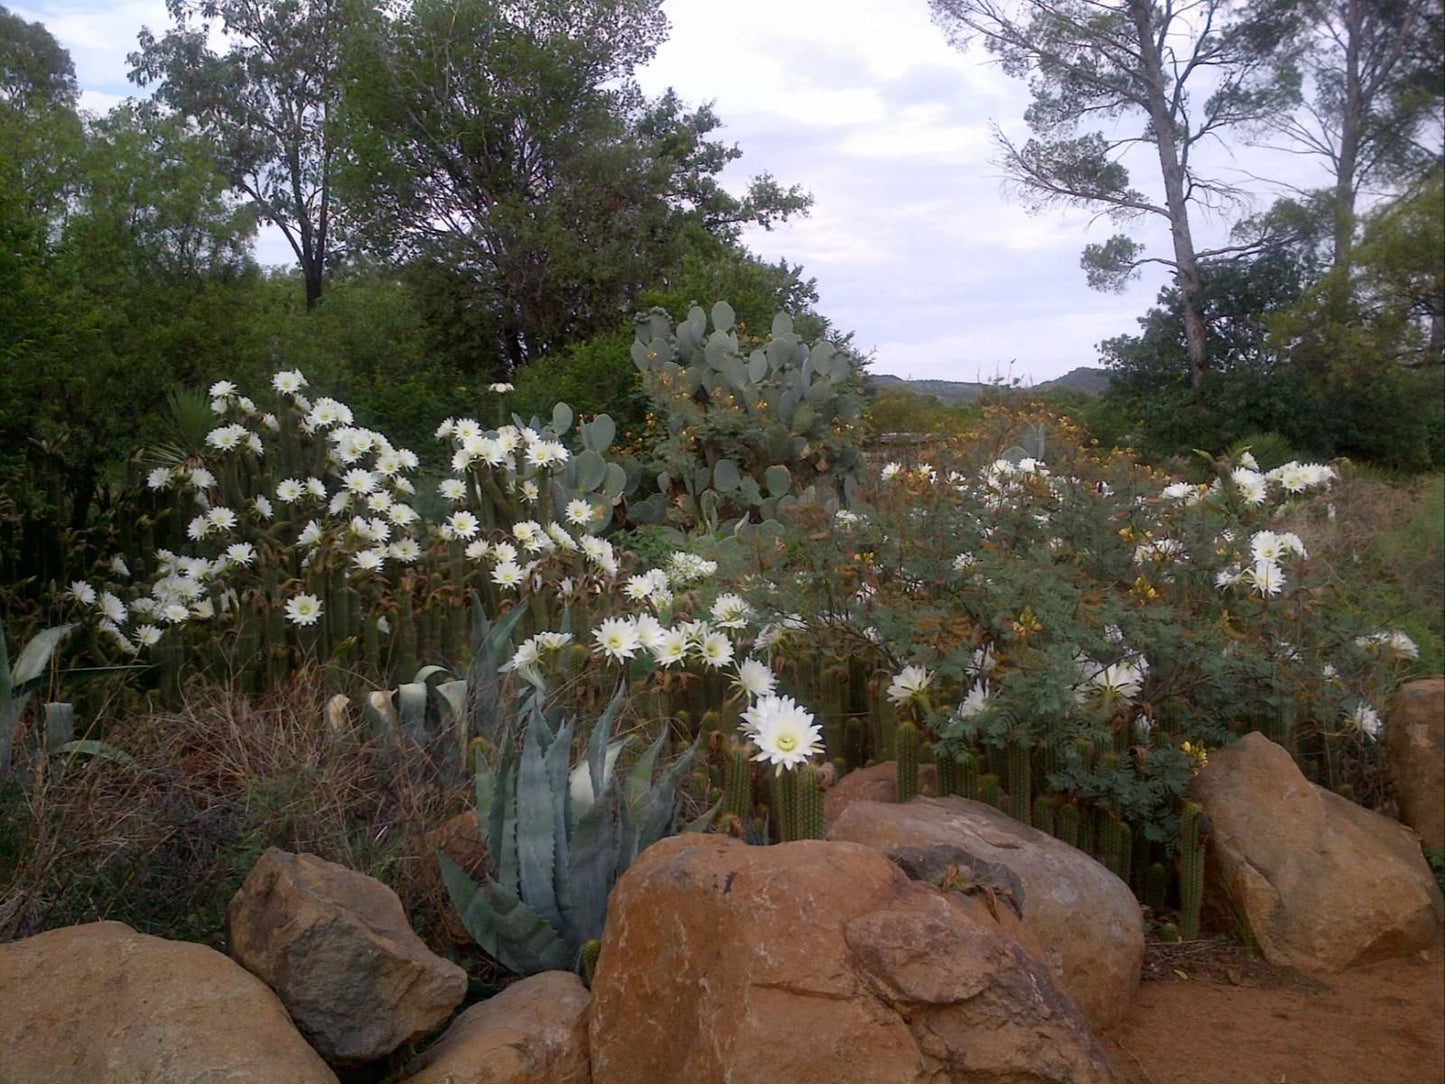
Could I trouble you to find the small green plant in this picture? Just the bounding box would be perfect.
[1179,801,1207,941]
[439,688,701,976]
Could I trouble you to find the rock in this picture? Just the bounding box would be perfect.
[401,971,590,1084]
[1194,731,1445,973]
[0,921,337,1084]
[824,760,938,822]
[588,834,1117,1084]
[227,848,467,1066]
[1387,678,1445,851]
[829,796,1143,1031]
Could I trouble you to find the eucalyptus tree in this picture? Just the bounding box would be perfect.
[129,0,344,308]
[1266,0,1443,274]
[930,0,1304,395]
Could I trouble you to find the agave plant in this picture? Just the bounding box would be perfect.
[439,686,707,976]
[0,616,141,777]
[0,618,73,776]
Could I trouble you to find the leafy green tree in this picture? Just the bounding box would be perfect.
[337,0,809,372]
[2,97,259,529]
[930,0,1305,395]
[1266,0,1443,275]
[1099,249,1309,457]
[129,0,344,308]
[0,3,77,108]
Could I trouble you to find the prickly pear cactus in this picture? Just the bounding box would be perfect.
[629,303,866,530]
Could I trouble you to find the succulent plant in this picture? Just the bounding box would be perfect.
[439,687,705,976]
[628,303,866,530]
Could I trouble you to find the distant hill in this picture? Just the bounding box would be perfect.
[869,367,1112,402]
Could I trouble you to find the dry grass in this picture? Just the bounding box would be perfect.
[0,671,473,952]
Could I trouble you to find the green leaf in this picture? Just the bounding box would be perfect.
[44,701,74,751]
[765,464,793,498]
[517,706,562,932]
[583,414,616,454]
[713,458,741,493]
[574,449,606,491]
[11,624,74,689]
[711,300,736,333]
[552,401,574,435]
[438,854,571,975]
[771,312,794,338]
[397,682,429,741]
[54,739,147,772]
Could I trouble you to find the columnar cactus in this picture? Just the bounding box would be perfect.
[896,721,920,801]
[1179,801,1207,941]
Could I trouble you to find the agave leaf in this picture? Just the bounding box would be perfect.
[624,727,667,819]
[588,686,626,801]
[412,664,454,686]
[635,737,701,855]
[434,679,468,734]
[438,854,571,975]
[682,796,722,834]
[569,737,627,828]
[494,727,521,896]
[563,779,617,944]
[11,624,74,692]
[545,714,574,921]
[44,701,74,751]
[517,705,563,933]
[474,745,496,836]
[397,682,429,741]
[54,739,147,772]
[362,689,400,744]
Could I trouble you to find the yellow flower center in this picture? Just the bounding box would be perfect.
[776,733,797,753]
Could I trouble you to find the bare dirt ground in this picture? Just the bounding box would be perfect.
[1100,933,1445,1084]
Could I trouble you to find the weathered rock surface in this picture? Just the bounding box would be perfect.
[401,971,590,1084]
[1195,731,1445,973]
[227,848,467,1066]
[823,760,938,822]
[588,834,1117,1084]
[0,921,338,1084]
[1386,678,1445,851]
[829,796,1143,1031]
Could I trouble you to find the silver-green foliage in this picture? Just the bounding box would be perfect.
[0,619,73,775]
[629,302,866,529]
[439,688,699,975]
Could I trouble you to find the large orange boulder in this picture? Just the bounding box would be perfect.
[1386,678,1445,851]
[829,796,1143,1031]
[823,760,939,821]
[587,835,1117,1084]
[0,921,337,1083]
[227,848,467,1066]
[400,971,590,1084]
[1195,732,1444,973]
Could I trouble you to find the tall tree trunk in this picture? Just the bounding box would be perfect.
[1331,0,1364,303]
[1130,0,1209,399]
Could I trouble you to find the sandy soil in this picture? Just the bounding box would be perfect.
[1100,934,1445,1084]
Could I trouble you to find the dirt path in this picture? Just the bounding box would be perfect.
[1101,935,1445,1084]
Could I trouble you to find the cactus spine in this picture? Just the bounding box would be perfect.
[896,721,920,802]
[1057,802,1081,848]
[1007,737,1031,824]
[960,751,980,800]
[724,745,753,822]
[1179,801,1206,941]
[796,764,825,840]
[1032,793,1056,836]
[771,769,798,843]
[937,751,963,797]
[978,772,1000,809]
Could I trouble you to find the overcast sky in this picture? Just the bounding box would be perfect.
[17,0,1326,383]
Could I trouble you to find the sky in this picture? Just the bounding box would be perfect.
[15,0,1329,384]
